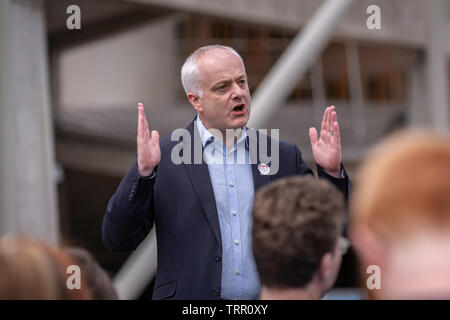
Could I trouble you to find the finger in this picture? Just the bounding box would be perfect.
[309,127,318,145]
[144,115,150,133]
[333,120,341,143]
[151,130,160,146]
[330,110,336,133]
[331,109,337,122]
[328,106,334,133]
[141,103,153,136]
[321,106,329,133]
[326,106,332,133]
[138,103,151,141]
[331,108,340,140]
[140,103,150,131]
[138,103,146,138]
[138,102,145,116]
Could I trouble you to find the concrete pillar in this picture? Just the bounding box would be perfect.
[345,42,366,139]
[408,55,428,128]
[248,0,356,128]
[426,0,449,131]
[0,0,59,244]
[310,60,326,126]
[113,229,157,299]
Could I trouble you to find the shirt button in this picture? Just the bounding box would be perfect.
[212,288,220,296]
[235,269,240,275]
[234,240,239,245]
[232,210,237,216]
[229,181,234,187]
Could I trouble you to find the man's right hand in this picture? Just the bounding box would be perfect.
[137,103,161,177]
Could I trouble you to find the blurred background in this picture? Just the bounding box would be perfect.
[0,0,449,299]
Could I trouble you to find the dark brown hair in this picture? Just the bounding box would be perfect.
[66,247,118,300]
[252,175,346,288]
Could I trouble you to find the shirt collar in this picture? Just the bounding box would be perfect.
[195,115,248,149]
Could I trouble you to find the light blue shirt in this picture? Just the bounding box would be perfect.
[196,116,260,300]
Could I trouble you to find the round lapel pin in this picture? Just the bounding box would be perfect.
[258,163,270,175]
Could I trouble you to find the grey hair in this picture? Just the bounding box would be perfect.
[181,45,243,98]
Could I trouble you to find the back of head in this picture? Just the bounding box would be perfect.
[0,236,61,299]
[0,235,90,300]
[252,175,346,291]
[351,130,450,299]
[66,247,118,300]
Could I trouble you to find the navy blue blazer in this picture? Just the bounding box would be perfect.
[102,120,350,300]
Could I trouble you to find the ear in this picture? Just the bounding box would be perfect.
[316,251,341,296]
[350,224,385,272]
[188,93,202,113]
[318,252,337,281]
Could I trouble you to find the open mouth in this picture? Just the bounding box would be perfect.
[232,104,245,113]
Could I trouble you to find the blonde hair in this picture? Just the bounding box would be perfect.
[351,130,450,239]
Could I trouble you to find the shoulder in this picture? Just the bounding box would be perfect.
[159,134,175,149]
[159,120,196,150]
[251,128,300,154]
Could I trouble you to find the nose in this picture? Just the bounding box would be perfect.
[231,82,245,101]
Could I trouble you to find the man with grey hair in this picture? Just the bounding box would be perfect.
[181,45,243,99]
[103,44,351,300]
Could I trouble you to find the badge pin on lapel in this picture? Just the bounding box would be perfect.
[258,163,270,175]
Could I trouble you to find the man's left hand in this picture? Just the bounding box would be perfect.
[309,106,342,178]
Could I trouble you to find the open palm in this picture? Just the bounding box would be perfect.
[309,106,342,178]
[137,103,161,177]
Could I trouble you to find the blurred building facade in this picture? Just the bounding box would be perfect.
[2,0,450,298]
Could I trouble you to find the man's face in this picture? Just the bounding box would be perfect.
[190,49,251,134]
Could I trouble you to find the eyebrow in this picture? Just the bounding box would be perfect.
[212,80,229,88]
[211,74,247,88]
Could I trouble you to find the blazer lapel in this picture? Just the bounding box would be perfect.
[182,120,222,248]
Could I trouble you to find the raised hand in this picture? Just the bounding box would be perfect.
[137,103,161,177]
[309,106,342,178]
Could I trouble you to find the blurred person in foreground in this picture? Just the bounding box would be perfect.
[66,247,118,299]
[351,131,450,299]
[252,175,348,300]
[103,44,351,299]
[0,235,90,299]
